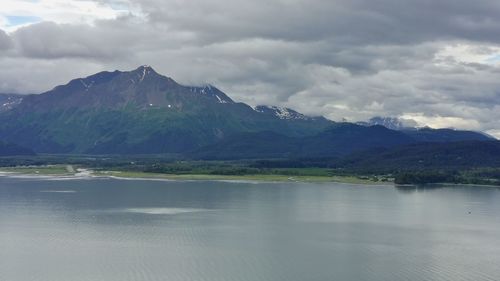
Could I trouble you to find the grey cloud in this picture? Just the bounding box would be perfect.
[0,57,106,94]
[12,21,133,59]
[136,0,500,45]
[0,29,13,51]
[284,61,500,132]
[1,0,500,135]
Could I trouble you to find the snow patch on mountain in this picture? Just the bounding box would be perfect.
[254,105,310,120]
[357,116,419,130]
[215,95,228,103]
[80,79,95,91]
[0,94,23,112]
[139,67,149,82]
[188,85,233,104]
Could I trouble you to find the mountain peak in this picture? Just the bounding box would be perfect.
[131,65,160,81]
[136,65,154,71]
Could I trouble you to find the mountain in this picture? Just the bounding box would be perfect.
[253,105,325,121]
[0,140,35,156]
[357,116,418,130]
[359,116,493,142]
[193,121,492,160]
[299,123,414,156]
[0,66,332,154]
[338,140,500,172]
[0,66,491,156]
[193,123,414,160]
[402,127,494,142]
[13,66,235,111]
[192,131,299,160]
[0,94,23,113]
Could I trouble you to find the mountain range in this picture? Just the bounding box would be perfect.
[357,116,418,130]
[0,66,494,158]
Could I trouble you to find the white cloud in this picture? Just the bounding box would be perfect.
[435,43,500,66]
[486,129,500,139]
[400,113,482,130]
[0,0,133,32]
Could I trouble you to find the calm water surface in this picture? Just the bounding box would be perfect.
[1,176,500,281]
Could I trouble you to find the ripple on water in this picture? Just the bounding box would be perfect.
[40,190,77,193]
[122,208,207,215]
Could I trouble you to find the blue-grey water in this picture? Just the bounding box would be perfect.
[1,176,500,281]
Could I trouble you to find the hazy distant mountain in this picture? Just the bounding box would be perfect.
[402,127,494,142]
[359,116,494,142]
[0,66,491,156]
[357,116,418,130]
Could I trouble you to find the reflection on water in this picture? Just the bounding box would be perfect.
[395,184,445,192]
[1,177,500,281]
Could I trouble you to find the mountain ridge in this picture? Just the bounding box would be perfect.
[0,66,491,156]
[0,66,334,154]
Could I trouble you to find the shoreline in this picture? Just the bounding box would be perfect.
[97,171,387,185]
[0,165,384,185]
[1,167,498,188]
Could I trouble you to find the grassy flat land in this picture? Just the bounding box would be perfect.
[95,170,381,184]
[0,165,383,185]
[0,165,74,175]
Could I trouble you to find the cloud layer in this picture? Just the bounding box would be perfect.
[1,0,500,137]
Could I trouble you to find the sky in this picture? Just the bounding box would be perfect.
[1,0,500,138]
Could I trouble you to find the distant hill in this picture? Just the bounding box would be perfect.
[338,140,500,172]
[0,140,35,156]
[358,116,493,142]
[402,128,493,142]
[0,66,491,156]
[299,123,413,156]
[192,124,465,160]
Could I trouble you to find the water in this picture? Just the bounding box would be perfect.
[1,176,500,281]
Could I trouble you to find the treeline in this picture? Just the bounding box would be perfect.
[144,161,333,177]
[394,170,500,185]
[394,171,458,184]
[1,139,500,186]
[250,158,338,169]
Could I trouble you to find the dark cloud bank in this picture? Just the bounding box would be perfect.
[1,0,500,136]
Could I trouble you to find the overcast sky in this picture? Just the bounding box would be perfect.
[1,0,500,137]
